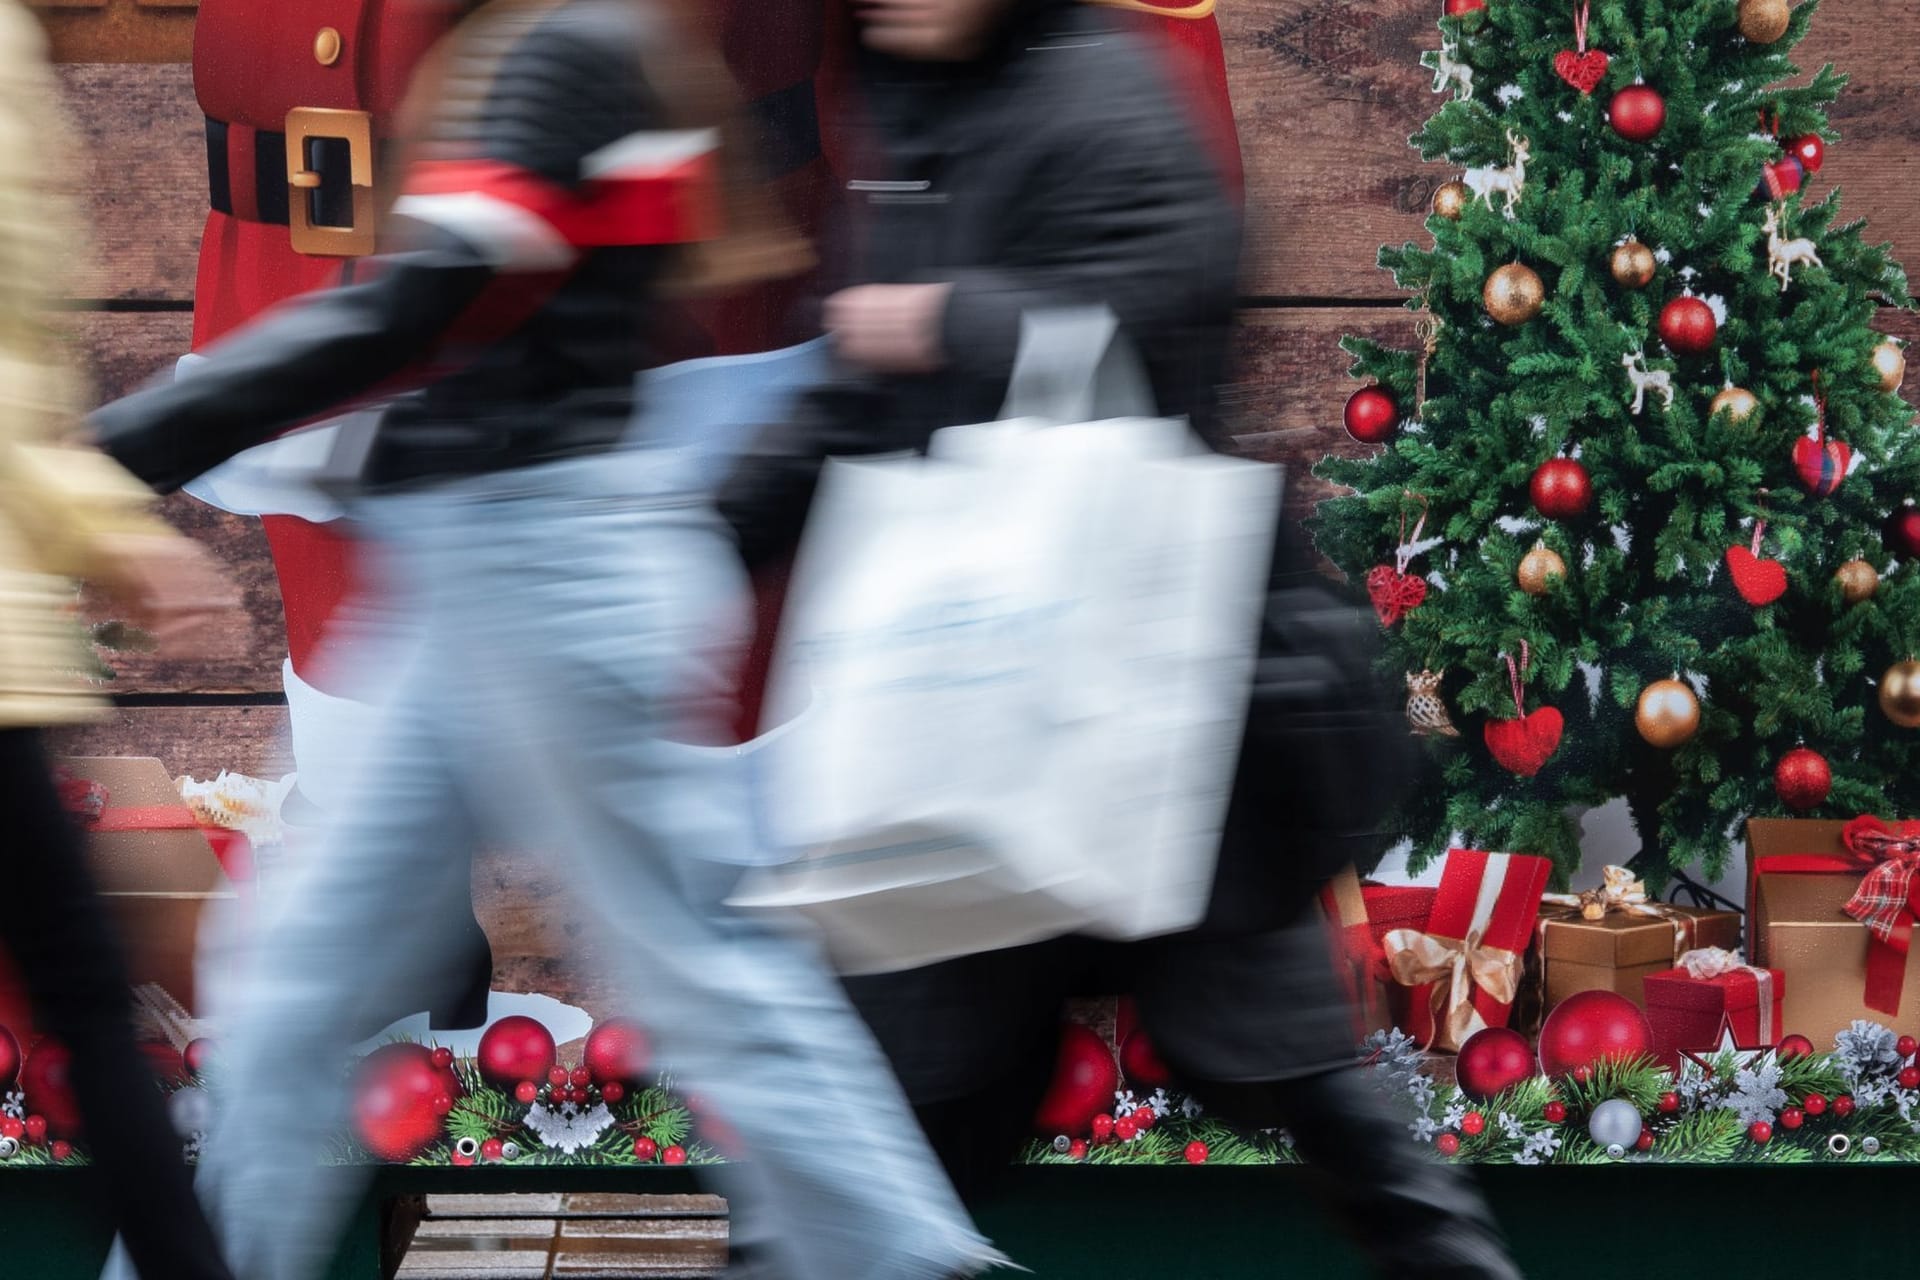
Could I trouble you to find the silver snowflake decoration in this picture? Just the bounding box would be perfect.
[1836,1021,1903,1083]
[0,1090,22,1120]
[1144,1089,1172,1119]
[1497,1111,1527,1142]
[1721,1056,1788,1127]
[1440,1101,1468,1131]
[523,1101,616,1155]
[1178,1094,1204,1120]
[1515,1129,1562,1166]
[1408,1115,1439,1143]
[1113,1091,1141,1118]
[1406,1075,1437,1108]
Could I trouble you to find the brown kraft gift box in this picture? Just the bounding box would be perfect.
[1536,905,1742,1009]
[1748,817,1920,1047]
[56,758,235,1016]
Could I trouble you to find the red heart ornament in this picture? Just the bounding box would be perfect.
[1483,707,1564,777]
[1553,48,1610,94]
[1792,435,1851,497]
[1366,564,1427,626]
[1725,546,1788,606]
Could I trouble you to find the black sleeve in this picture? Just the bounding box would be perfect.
[91,5,660,493]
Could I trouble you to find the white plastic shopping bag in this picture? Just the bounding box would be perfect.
[733,310,1282,973]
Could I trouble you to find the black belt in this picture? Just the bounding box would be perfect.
[206,80,823,226]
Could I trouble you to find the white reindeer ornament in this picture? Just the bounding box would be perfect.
[1464,131,1530,217]
[1622,349,1675,415]
[1431,40,1474,100]
[1763,205,1823,293]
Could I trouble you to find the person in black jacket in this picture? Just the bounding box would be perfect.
[89,5,1000,1279]
[718,2,1523,1276]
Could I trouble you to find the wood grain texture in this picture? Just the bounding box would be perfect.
[56,62,201,301]
[49,705,292,775]
[1218,0,1920,299]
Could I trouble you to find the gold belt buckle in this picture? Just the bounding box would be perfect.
[285,106,376,257]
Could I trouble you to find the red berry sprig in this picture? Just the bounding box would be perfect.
[1543,1101,1568,1124]
[1834,1095,1856,1118]
[1748,1121,1773,1144]
[1780,1107,1805,1130]
[633,1136,659,1161]
[1184,1141,1209,1165]
[1460,1111,1486,1136]
[1658,1092,1679,1114]
[1803,1092,1828,1116]
[1435,1133,1461,1157]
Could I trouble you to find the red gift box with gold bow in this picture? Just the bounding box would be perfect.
[1748,816,1920,1047]
[1381,849,1552,1052]
[1643,947,1784,1071]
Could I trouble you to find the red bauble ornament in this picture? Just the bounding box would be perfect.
[1833,1094,1856,1118]
[1344,387,1399,445]
[1442,0,1488,29]
[1780,1106,1805,1130]
[633,1136,659,1161]
[1091,1113,1115,1143]
[601,1081,626,1105]
[1537,991,1654,1078]
[351,1043,450,1163]
[547,1066,570,1089]
[1748,1120,1773,1144]
[1774,748,1831,812]
[514,1081,539,1105]
[1114,1116,1139,1142]
[1461,1111,1487,1136]
[1790,134,1825,174]
[1435,1133,1462,1156]
[1543,1100,1568,1124]
[0,1026,18,1089]
[477,1017,557,1092]
[1530,458,1593,520]
[1804,1092,1828,1116]
[1032,1024,1120,1138]
[1185,1140,1210,1164]
[1780,1034,1819,1060]
[662,1144,689,1165]
[1635,1129,1655,1152]
[584,1018,652,1088]
[1119,1030,1174,1089]
[1885,506,1920,558]
[1793,435,1851,497]
[1457,1027,1537,1102]
[1608,85,1666,142]
[1659,1091,1679,1114]
[20,1041,82,1140]
[1483,707,1564,778]
[1658,296,1717,355]
[1724,546,1787,607]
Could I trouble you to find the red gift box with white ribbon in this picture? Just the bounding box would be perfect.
[1644,947,1784,1070]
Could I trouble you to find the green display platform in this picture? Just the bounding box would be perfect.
[1,1163,1907,1278]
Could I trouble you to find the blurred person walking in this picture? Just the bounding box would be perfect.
[719,1,1523,1276]
[88,2,997,1278]
[0,4,240,1277]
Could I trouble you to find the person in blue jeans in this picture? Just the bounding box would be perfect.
[88,3,997,1278]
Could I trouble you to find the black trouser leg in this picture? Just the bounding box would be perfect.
[0,730,235,1280]
[1192,1070,1523,1280]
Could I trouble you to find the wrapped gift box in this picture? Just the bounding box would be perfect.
[1536,904,1741,1009]
[1644,952,1784,1070]
[1322,870,1437,1035]
[1748,817,1920,1047]
[1384,849,1551,1052]
[0,759,236,1041]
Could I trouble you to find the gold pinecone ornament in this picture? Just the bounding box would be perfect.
[1406,670,1460,738]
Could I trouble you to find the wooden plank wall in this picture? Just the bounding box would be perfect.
[37,1,1920,1013]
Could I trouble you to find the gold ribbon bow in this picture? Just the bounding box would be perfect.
[1541,865,1662,921]
[1677,946,1748,980]
[1383,926,1523,1051]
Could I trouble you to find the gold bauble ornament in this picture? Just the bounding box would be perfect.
[1880,660,1920,729]
[1709,385,1760,423]
[1636,677,1702,749]
[1835,559,1880,605]
[1873,340,1906,394]
[1517,542,1567,595]
[1433,181,1469,221]
[1610,240,1657,290]
[1484,263,1545,326]
[1737,0,1791,43]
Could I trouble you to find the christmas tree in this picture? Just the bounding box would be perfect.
[1312,0,1918,881]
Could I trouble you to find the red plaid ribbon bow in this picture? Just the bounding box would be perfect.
[1840,816,1920,1013]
